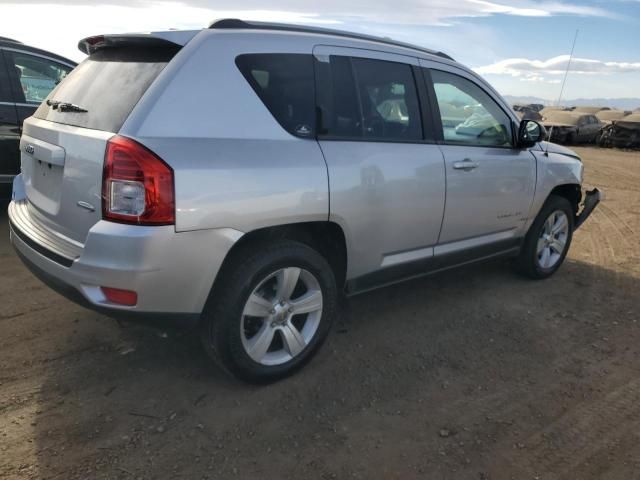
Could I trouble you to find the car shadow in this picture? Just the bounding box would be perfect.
[15,246,639,479]
[3,199,638,478]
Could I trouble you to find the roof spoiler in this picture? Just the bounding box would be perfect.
[78,31,197,55]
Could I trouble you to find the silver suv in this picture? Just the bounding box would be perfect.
[8,20,600,382]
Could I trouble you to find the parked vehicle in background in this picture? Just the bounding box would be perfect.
[512,104,543,121]
[596,109,630,124]
[599,113,640,148]
[0,37,76,197]
[540,106,568,117]
[572,106,610,114]
[8,20,600,382]
[542,111,602,144]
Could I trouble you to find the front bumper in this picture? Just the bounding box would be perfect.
[9,199,242,329]
[575,188,601,229]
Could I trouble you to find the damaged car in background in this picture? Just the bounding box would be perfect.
[542,111,602,145]
[512,104,543,121]
[599,113,640,148]
[596,109,631,124]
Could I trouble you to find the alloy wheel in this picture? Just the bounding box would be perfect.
[536,210,569,269]
[240,267,323,366]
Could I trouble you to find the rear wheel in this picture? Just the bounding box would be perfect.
[517,195,574,279]
[200,240,337,383]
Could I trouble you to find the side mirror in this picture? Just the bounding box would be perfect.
[517,119,546,148]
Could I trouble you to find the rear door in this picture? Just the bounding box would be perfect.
[18,45,178,243]
[421,61,536,249]
[314,46,446,281]
[0,49,19,186]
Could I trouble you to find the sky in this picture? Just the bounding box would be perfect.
[1,0,639,101]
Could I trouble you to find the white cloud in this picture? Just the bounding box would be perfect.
[476,55,640,78]
[0,1,616,61]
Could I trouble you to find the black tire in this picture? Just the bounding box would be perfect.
[200,240,337,383]
[516,195,574,279]
[565,132,576,145]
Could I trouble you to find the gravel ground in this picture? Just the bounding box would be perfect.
[1,146,640,479]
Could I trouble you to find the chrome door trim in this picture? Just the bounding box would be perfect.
[434,229,518,257]
[313,44,420,65]
[0,100,39,109]
[381,245,434,267]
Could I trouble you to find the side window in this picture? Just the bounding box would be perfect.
[316,55,423,142]
[236,54,315,138]
[6,51,72,104]
[430,69,512,147]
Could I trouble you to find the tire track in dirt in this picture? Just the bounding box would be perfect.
[597,203,636,243]
[505,377,640,479]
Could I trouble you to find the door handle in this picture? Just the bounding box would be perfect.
[452,159,479,171]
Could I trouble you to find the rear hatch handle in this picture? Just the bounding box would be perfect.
[20,134,66,167]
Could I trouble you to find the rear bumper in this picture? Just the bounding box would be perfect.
[9,200,243,329]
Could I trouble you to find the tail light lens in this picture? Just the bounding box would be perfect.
[102,135,174,225]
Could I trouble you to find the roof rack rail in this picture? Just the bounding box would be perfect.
[0,36,23,44]
[209,19,455,62]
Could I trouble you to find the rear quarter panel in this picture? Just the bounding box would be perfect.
[120,30,329,233]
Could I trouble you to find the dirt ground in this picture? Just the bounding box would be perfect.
[1,146,640,480]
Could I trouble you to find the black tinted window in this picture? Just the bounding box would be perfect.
[317,56,423,142]
[236,54,315,138]
[315,55,361,137]
[34,47,177,133]
[352,58,422,141]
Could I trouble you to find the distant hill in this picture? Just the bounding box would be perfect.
[504,95,640,111]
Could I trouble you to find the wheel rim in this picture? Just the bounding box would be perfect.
[536,210,569,269]
[240,267,323,366]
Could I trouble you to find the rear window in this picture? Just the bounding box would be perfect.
[34,46,178,133]
[235,54,315,138]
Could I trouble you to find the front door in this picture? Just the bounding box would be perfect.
[422,64,536,249]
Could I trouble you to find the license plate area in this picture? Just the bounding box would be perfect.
[23,155,64,214]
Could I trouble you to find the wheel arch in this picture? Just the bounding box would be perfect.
[210,221,348,299]
[548,183,582,216]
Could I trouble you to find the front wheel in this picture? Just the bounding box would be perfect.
[516,195,574,279]
[200,240,337,383]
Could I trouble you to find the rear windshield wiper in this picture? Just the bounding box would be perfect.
[46,99,88,113]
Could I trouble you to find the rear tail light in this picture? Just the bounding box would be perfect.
[101,287,138,306]
[102,135,174,225]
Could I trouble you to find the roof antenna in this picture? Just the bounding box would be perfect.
[546,29,579,156]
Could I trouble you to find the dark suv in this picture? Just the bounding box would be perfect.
[0,37,76,197]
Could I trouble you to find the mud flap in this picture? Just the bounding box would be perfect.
[575,188,601,229]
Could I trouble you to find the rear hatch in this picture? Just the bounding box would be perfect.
[19,35,185,244]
